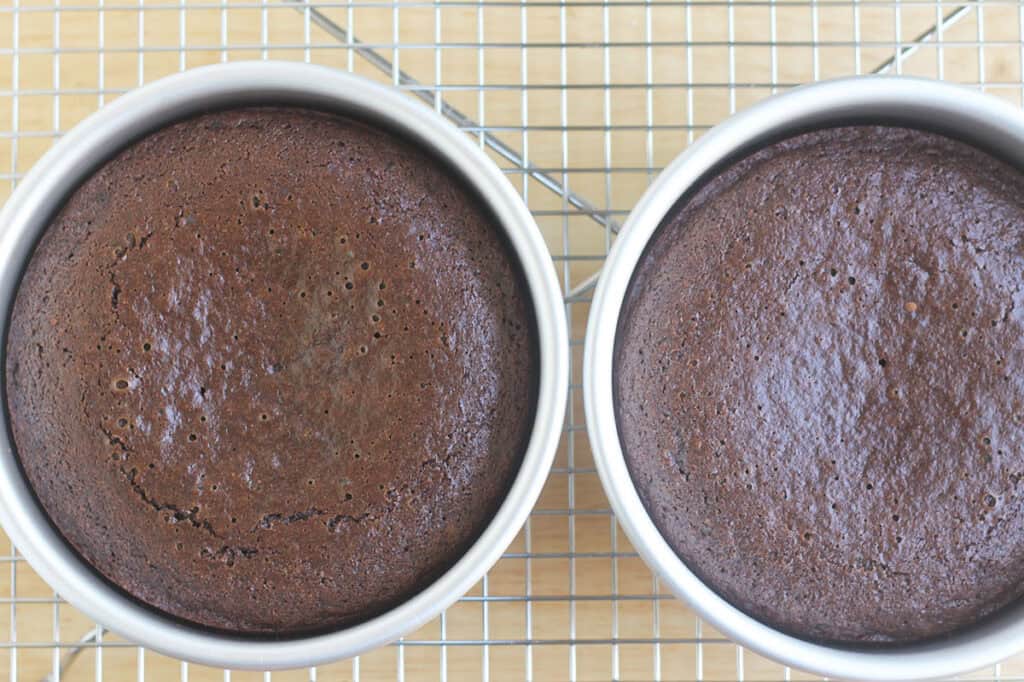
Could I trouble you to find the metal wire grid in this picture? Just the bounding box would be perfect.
[2,0,1024,680]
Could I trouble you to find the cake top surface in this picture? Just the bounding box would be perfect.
[6,106,539,634]
[615,126,1024,643]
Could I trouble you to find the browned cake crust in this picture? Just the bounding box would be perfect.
[615,126,1024,643]
[6,107,538,634]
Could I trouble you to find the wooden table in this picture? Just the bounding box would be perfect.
[1,1,1023,679]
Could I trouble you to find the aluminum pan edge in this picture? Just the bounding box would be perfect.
[584,76,1024,682]
[0,61,569,670]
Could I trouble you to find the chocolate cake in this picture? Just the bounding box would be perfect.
[6,107,538,634]
[615,126,1024,643]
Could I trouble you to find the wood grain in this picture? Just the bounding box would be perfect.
[1,1,1023,679]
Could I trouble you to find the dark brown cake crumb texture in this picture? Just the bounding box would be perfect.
[6,107,538,634]
[616,126,1024,644]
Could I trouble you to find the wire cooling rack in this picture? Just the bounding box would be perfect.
[4,1,1024,680]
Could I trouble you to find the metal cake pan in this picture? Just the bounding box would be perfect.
[584,76,1024,681]
[0,61,568,669]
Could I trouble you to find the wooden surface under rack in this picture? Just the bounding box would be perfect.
[3,1,1024,679]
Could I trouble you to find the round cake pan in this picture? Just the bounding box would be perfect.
[0,61,568,669]
[584,76,1024,681]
